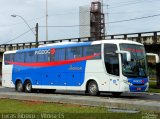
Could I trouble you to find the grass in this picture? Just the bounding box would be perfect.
[0,99,105,113]
[0,99,154,119]
[148,81,160,93]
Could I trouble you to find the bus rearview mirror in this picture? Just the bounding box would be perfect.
[116,50,131,62]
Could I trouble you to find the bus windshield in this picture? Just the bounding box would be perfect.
[120,44,148,78]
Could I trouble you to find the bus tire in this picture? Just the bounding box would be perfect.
[24,80,32,93]
[88,81,100,96]
[16,80,23,92]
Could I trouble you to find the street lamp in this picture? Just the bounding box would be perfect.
[11,14,35,36]
[11,14,39,48]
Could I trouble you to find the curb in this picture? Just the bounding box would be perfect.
[0,92,160,113]
[130,92,160,95]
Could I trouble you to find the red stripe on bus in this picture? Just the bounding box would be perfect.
[6,53,100,67]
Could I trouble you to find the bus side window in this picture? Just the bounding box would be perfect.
[83,45,101,59]
[38,54,50,62]
[25,51,37,62]
[66,47,82,60]
[4,54,14,65]
[37,51,50,62]
[14,52,24,62]
[51,48,65,61]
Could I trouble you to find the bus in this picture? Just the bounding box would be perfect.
[2,39,149,96]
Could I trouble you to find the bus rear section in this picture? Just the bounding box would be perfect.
[2,51,16,88]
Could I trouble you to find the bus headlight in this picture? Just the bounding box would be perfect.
[123,80,132,85]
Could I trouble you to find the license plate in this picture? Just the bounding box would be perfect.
[137,88,141,90]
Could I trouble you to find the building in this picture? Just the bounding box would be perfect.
[79,5,90,38]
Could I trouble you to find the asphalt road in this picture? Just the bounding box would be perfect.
[0,87,160,101]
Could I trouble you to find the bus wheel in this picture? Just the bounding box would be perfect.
[88,81,100,96]
[16,80,23,92]
[24,80,32,93]
[112,92,122,97]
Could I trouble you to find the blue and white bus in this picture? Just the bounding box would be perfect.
[2,39,149,96]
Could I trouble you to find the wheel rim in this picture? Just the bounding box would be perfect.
[17,81,23,91]
[89,83,98,94]
[26,82,31,92]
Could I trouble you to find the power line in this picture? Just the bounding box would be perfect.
[39,13,160,28]
[107,13,160,24]
[2,28,34,45]
[0,11,91,28]
[108,9,160,15]
[1,0,159,28]
[111,0,146,5]
[49,11,90,17]
[2,8,158,28]
[3,13,160,44]
[103,0,159,9]
[0,15,46,27]
[39,24,92,28]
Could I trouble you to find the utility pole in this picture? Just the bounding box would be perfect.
[46,0,48,41]
[35,23,39,48]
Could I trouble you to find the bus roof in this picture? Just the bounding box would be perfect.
[3,50,17,54]
[92,39,142,45]
[38,39,142,46]
[4,39,143,53]
[39,42,78,47]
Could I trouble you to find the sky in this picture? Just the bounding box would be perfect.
[0,0,160,44]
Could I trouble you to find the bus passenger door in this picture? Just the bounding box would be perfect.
[108,56,120,91]
[104,44,120,92]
